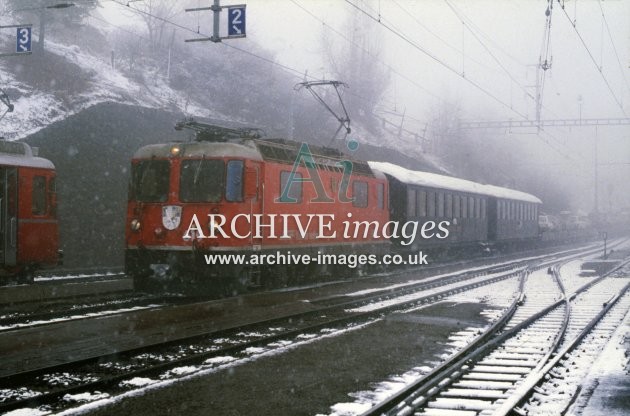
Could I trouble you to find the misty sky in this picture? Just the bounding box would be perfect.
[101,0,630,212]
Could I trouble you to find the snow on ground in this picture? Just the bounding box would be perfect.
[347,268,522,313]
[0,304,163,331]
[568,305,630,416]
[9,320,379,416]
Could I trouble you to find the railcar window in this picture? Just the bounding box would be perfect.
[445,194,452,218]
[415,191,425,217]
[226,160,244,202]
[407,189,416,216]
[180,159,224,202]
[377,183,384,210]
[353,181,368,208]
[428,192,436,217]
[461,195,467,218]
[131,160,170,202]
[481,198,486,219]
[280,171,302,203]
[437,193,444,217]
[32,176,46,215]
[453,194,460,218]
[469,197,475,218]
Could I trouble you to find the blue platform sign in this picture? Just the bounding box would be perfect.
[16,27,31,53]
[227,6,246,37]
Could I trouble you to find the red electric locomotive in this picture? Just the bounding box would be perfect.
[0,141,60,283]
[125,121,390,293]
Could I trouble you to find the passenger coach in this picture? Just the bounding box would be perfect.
[370,161,541,252]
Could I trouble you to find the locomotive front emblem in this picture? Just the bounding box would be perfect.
[162,205,182,230]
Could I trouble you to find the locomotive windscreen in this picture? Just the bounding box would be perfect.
[130,160,170,202]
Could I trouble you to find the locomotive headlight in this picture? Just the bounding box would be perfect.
[170,145,181,156]
[130,219,141,232]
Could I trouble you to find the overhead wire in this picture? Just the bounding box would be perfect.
[342,0,530,121]
[109,0,435,135]
[443,0,535,103]
[288,0,448,121]
[597,0,630,97]
[557,1,627,117]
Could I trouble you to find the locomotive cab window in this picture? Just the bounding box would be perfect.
[353,181,368,208]
[131,160,170,202]
[225,160,244,202]
[32,176,47,215]
[180,159,224,202]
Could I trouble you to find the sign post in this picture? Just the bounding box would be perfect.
[185,1,247,43]
[0,24,33,57]
[227,5,246,38]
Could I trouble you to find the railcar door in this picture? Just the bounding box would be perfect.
[0,167,18,267]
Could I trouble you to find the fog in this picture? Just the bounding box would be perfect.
[10,0,630,213]
[242,0,630,213]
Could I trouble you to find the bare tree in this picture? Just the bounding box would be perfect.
[322,4,390,131]
[131,0,181,55]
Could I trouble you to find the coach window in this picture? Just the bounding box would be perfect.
[377,183,384,210]
[32,176,47,215]
[437,193,444,217]
[353,181,368,208]
[279,171,302,203]
[474,198,480,218]
[461,196,467,218]
[481,198,486,219]
[445,193,453,218]
[226,160,244,202]
[453,194,460,218]
[469,197,475,218]
[427,192,436,217]
[407,189,416,216]
[417,190,427,217]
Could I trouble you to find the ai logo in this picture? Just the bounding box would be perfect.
[277,140,359,204]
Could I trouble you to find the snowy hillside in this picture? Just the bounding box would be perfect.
[0,13,444,174]
[0,35,212,141]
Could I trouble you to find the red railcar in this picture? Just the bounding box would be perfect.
[125,123,389,293]
[0,141,60,282]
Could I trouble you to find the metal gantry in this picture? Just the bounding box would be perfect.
[458,118,630,129]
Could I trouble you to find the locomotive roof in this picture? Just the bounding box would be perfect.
[254,139,375,177]
[134,139,379,177]
[132,141,264,160]
[369,161,542,204]
[0,141,55,169]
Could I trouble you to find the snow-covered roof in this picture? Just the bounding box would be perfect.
[369,161,542,204]
[0,142,55,169]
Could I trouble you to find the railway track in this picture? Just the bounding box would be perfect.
[0,293,190,331]
[0,242,623,414]
[0,262,526,413]
[359,259,630,416]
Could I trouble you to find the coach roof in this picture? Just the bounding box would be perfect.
[369,161,542,204]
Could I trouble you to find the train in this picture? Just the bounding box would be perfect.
[0,141,60,283]
[124,121,543,294]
